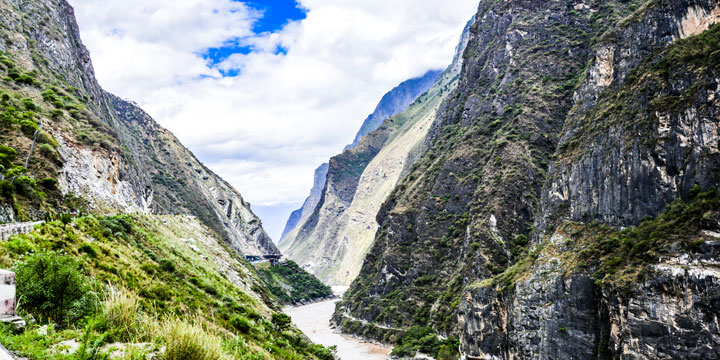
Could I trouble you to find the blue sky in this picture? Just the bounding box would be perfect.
[205,0,307,73]
[69,0,479,241]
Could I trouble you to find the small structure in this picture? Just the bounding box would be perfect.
[245,254,283,265]
[0,269,24,330]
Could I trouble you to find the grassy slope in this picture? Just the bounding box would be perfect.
[0,214,333,359]
[255,261,332,305]
[0,48,111,220]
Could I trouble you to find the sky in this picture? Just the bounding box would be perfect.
[67,0,479,241]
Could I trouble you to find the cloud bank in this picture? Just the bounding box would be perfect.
[68,0,479,210]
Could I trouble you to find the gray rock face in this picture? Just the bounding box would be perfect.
[280,70,444,246]
[458,0,720,359]
[279,163,328,244]
[460,234,720,360]
[0,0,277,255]
[340,0,720,358]
[541,0,720,230]
[349,70,443,149]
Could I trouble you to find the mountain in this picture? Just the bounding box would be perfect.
[349,70,443,149]
[279,20,474,286]
[279,162,328,243]
[334,0,720,358]
[0,0,335,358]
[279,70,443,248]
[0,0,277,256]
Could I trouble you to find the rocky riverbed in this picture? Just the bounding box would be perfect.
[284,287,392,360]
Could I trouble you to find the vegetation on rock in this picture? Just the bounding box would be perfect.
[255,260,332,305]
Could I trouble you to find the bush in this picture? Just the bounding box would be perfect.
[19,119,38,137]
[78,243,97,258]
[102,286,143,341]
[159,259,176,273]
[0,145,17,168]
[37,143,57,159]
[271,313,291,331]
[5,235,35,255]
[37,131,58,147]
[21,98,38,111]
[38,177,57,190]
[229,315,252,333]
[14,251,97,326]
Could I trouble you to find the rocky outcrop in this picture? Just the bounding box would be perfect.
[280,18,474,285]
[0,0,277,255]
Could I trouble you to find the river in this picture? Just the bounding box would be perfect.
[283,287,392,360]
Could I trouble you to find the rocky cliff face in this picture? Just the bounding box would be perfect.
[0,0,277,255]
[459,1,720,358]
[279,20,473,286]
[280,71,443,247]
[337,0,720,358]
[349,70,443,149]
[279,162,328,244]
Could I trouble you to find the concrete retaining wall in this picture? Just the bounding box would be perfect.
[0,221,43,242]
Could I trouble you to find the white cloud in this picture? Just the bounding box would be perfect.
[68,0,479,209]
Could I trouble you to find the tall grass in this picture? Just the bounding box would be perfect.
[102,286,146,342]
[155,315,230,360]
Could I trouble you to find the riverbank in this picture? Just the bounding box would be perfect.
[284,287,392,360]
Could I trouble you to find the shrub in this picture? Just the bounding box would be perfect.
[14,176,36,195]
[21,98,38,111]
[0,145,17,168]
[38,177,57,189]
[229,315,252,333]
[19,119,38,137]
[37,144,56,159]
[159,259,176,273]
[5,235,35,255]
[14,251,97,326]
[78,243,97,258]
[15,74,35,85]
[37,131,58,147]
[271,313,291,331]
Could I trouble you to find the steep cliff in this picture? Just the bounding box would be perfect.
[279,20,473,285]
[279,71,443,248]
[336,0,720,358]
[349,70,443,149]
[279,162,328,244]
[460,0,720,358]
[0,0,277,255]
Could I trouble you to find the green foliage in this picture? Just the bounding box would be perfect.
[271,313,291,331]
[38,177,57,189]
[391,326,460,359]
[19,119,38,137]
[0,215,334,359]
[159,259,176,273]
[230,315,252,333]
[37,143,57,159]
[21,98,38,111]
[0,145,17,169]
[14,251,97,326]
[255,260,332,304]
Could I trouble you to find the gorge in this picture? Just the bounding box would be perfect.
[0,0,719,359]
